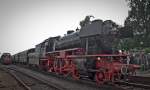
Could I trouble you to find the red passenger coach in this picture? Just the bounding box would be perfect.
[0,53,12,65]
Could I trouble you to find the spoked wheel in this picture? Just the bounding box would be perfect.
[61,67,72,77]
[95,72,104,85]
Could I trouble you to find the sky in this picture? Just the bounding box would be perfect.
[0,0,129,55]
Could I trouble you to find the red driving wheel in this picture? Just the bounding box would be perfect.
[71,66,80,80]
[95,72,104,85]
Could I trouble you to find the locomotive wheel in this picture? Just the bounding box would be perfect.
[95,72,104,85]
[72,69,80,80]
[121,66,127,75]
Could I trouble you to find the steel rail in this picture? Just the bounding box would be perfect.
[115,80,150,89]
[7,67,67,90]
[1,68,31,90]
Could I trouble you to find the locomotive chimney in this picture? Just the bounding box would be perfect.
[67,30,74,34]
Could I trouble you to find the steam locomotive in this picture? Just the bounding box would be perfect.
[12,19,140,84]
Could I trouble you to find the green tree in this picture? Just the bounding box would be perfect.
[79,15,94,28]
[119,26,133,38]
[125,0,150,48]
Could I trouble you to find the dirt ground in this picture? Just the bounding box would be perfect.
[0,67,25,90]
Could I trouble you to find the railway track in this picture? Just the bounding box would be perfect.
[0,67,26,90]
[128,76,150,85]
[114,80,150,90]
[5,69,32,90]
[113,76,150,90]
[19,64,150,90]
[6,64,150,90]
[3,65,127,90]
[3,64,150,90]
[1,66,67,90]
[21,65,124,88]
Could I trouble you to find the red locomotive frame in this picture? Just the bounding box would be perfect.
[39,48,140,84]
